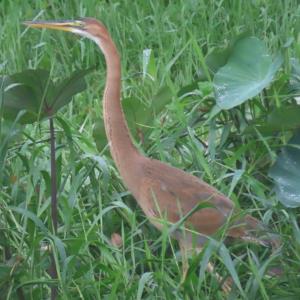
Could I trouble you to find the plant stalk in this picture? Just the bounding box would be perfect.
[49,117,58,300]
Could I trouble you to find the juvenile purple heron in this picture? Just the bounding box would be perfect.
[24,18,280,293]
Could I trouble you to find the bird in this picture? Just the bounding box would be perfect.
[24,18,280,293]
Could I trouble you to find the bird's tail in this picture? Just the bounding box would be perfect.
[228,214,281,251]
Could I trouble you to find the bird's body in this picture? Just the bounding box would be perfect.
[136,157,232,234]
[24,18,280,292]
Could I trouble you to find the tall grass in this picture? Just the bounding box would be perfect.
[1,0,299,299]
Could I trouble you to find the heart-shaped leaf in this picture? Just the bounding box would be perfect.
[93,86,173,151]
[204,32,251,76]
[123,97,148,135]
[1,68,92,124]
[0,119,22,184]
[214,37,282,110]
[205,47,232,74]
[92,121,108,152]
[269,131,300,207]
[151,85,173,115]
[1,69,52,123]
[267,105,300,131]
[49,68,93,114]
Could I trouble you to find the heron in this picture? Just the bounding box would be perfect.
[24,18,280,293]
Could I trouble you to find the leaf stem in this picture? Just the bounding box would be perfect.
[49,117,58,299]
[49,117,58,233]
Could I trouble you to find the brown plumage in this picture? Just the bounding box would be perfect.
[24,18,280,292]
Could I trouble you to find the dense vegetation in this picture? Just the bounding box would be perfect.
[1,1,300,299]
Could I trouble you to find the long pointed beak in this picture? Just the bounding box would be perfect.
[23,20,84,32]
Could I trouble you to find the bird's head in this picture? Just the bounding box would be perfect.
[23,18,110,44]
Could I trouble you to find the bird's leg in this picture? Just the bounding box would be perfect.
[179,242,232,293]
[206,261,232,294]
[179,241,189,283]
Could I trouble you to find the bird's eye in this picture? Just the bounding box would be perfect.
[74,20,85,28]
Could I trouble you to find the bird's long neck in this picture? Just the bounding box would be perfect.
[98,37,142,189]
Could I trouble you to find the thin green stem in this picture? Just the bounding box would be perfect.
[49,117,58,300]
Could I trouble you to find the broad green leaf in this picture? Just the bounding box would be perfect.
[205,32,251,75]
[49,68,93,114]
[267,105,300,131]
[151,85,173,115]
[93,86,173,151]
[9,69,53,102]
[92,122,108,152]
[269,131,300,207]
[126,85,173,137]
[214,37,282,110]
[124,86,173,134]
[248,104,300,135]
[123,96,148,135]
[1,69,51,123]
[205,47,232,74]
[0,118,23,184]
[1,68,91,124]
[177,82,199,98]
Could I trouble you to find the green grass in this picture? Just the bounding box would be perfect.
[1,0,300,299]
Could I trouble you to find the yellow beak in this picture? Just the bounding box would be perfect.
[23,20,84,32]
